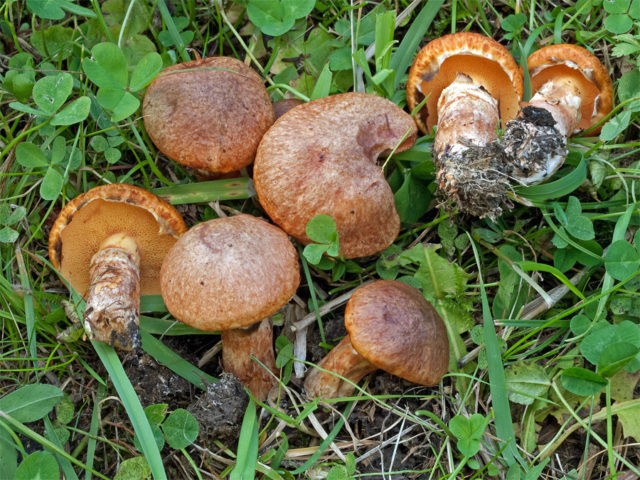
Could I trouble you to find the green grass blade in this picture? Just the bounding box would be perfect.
[92,342,167,480]
[469,235,522,468]
[84,383,106,480]
[153,178,255,205]
[229,398,259,480]
[43,416,79,480]
[140,331,216,390]
[517,261,586,300]
[390,0,445,91]
[141,316,210,336]
[155,0,190,62]
[289,401,355,475]
[514,157,586,203]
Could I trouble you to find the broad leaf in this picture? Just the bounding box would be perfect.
[0,384,63,423]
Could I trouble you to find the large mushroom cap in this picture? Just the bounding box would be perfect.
[406,32,523,134]
[160,214,300,331]
[253,92,417,259]
[48,184,187,296]
[142,56,275,174]
[528,44,613,133]
[345,280,449,386]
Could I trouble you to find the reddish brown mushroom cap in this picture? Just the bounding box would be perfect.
[253,92,417,259]
[528,44,613,133]
[48,184,187,296]
[345,280,449,386]
[406,32,523,134]
[142,56,275,173]
[160,214,300,331]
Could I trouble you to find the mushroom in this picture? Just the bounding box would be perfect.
[406,32,523,218]
[502,44,614,184]
[160,214,300,400]
[304,280,449,398]
[253,92,417,259]
[142,56,275,175]
[48,184,187,350]
[272,97,304,119]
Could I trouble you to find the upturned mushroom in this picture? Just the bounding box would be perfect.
[406,32,523,218]
[48,184,187,350]
[160,214,300,400]
[142,56,275,175]
[253,92,417,259]
[502,44,614,184]
[304,280,449,399]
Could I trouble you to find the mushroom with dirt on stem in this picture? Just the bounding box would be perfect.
[142,56,275,175]
[160,214,300,401]
[48,184,187,351]
[406,32,523,219]
[253,92,417,259]
[304,280,449,399]
[502,44,614,185]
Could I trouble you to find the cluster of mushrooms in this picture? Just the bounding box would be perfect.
[48,33,613,400]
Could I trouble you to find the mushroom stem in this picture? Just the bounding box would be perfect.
[433,74,511,218]
[221,318,278,401]
[84,232,141,351]
[502,77,580,185]
[304,335,377,399]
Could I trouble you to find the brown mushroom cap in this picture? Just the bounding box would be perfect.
[528,44,613,133]
[160,214,300,331]
[406,32,523,134]
[253,92,417,259]
[345,280,449,385]
[49,184,187,296]
[142,56,275,173]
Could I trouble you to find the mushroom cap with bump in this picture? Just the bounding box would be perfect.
[142,56,275,174]
[528,44,613,134]
[48,184,187,296]
[253,92,417,259]
[160,215,300,332]
[345,280,449,386]
[406,32,523,134]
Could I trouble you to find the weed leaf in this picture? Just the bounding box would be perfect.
[40,167,64,201]
[16,142,48,168]
[15,451,59,480]
[604,239,640,280]
[27,0,95,20]
[129,52,163,92]
[561,367,607,396]
[162,409,199,450]
[0,384,63,422]
[32,73,73,114]
[51,96,91,125]
[83,43,129,89]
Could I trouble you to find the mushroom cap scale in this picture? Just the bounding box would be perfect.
[406,32,523,134]
[345,280,449,386]
[48,184,187,296]
[160,214,300,331]
[527,44,613,133]
[253,92,417,259]
[142,56,275,173]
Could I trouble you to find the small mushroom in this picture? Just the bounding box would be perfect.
[48,184,187,350]
[304,280,449,399]
[502,44,614,184]
[160,214,300,400]
[253,92,417,259]
[406,32,523,218]
[142,56,275,174]
[272,97,304,119]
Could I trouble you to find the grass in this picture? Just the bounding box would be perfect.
[1,0,640,478]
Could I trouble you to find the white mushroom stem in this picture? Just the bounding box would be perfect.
[434,73,500,156]
[221,318,278,401]
[432,73,513,219]
[502,76,581,185]
[304,335,377,399]
[527,76,583,136]
[84,232,141,351]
